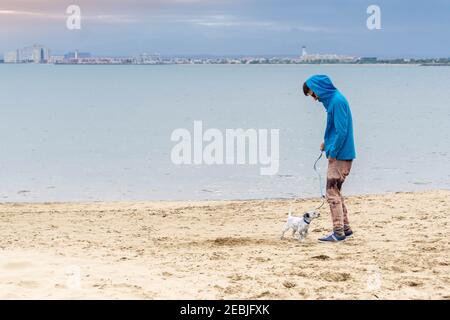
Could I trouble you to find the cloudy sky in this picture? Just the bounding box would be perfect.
[1,0,449,57]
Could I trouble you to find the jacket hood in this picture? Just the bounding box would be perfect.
[305,75,338,110]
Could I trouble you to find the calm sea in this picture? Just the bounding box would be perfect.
[0,64,449,202]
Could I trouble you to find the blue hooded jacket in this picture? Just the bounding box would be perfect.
[306,75,356,160]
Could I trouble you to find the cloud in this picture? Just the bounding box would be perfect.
[0,9,138,24]
[172,14,334,32]
[174,15,271,27]
[0,9,56,18]
[0,0,230,11]
[87,15,140,23]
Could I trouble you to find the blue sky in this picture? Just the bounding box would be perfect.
[1,0,449,57]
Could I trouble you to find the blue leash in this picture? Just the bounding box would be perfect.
[290,151,326,213]
[313,151,326,210]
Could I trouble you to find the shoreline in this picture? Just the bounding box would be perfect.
[0,62,427,67]
[1,188,447,205]
[1,190,449,299]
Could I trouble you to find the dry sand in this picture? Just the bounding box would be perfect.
[0,190,449,300]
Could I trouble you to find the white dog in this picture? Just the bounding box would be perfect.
[280,209,320,241]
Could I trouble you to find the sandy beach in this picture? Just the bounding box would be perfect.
[0,190,449,300]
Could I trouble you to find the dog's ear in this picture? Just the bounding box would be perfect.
[304,212,310,219]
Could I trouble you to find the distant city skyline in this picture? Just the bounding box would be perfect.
[1,43,360,59]
[1,0,450,58]
[5,43,448,66]
[3,43,367,64]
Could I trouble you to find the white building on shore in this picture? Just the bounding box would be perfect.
[300,46,356,63]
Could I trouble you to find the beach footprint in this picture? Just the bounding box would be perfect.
[2,261,34,270]
[17,280,41,289]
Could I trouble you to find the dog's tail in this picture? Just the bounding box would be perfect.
[288,205,293,217]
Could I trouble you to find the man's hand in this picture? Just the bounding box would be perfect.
[320,142,325,152]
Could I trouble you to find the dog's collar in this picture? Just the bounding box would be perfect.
[303,217,311,225]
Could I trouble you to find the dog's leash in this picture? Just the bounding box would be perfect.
[313,151,326,210]
[289,151,326,213]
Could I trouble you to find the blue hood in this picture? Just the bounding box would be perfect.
[305,74,356,160]
[305,75,337,110]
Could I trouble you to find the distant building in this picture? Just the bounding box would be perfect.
[23,44,49,63]
[4,44,49,63]
[298,47,356,63]
[64,51,91,60]
[48,55,65,64]
[134,53,161,64]
[301,46,307,57]
[300,52,356,63]
[4,50,20,63]
[358,57,378,63]
[33,46,44,63]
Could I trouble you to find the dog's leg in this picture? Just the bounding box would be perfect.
[298,230,306,241]
[280,225,289,240]
[304,226,311,240]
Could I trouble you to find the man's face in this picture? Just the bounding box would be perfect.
[307,89,319,101]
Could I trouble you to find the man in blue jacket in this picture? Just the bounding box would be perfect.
[303,75,356,242]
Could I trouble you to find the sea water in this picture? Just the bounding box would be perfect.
[0,64,449,201]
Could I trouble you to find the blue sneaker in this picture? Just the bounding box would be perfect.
[318,232,346,242]
[344,229,353,237]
